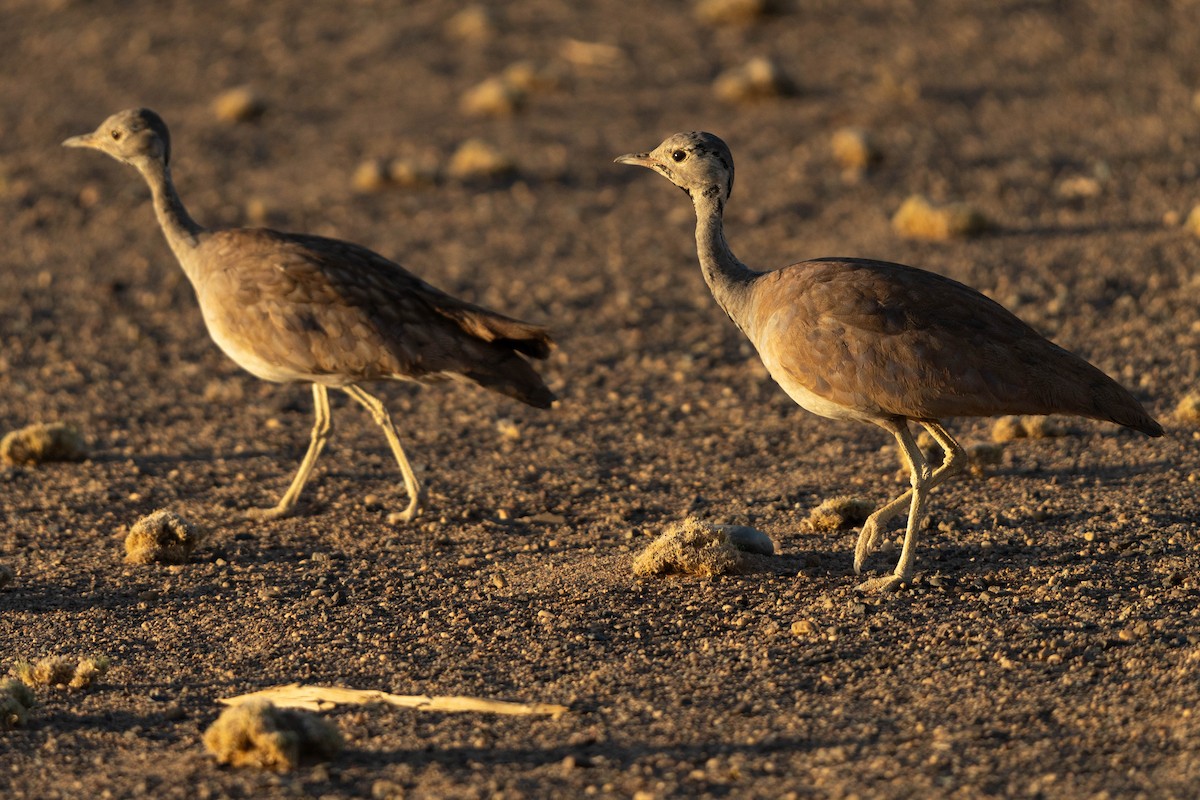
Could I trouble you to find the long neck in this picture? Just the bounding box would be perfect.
[692,190,758,327]
[135,158,205,277]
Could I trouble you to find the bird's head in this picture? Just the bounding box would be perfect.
[615,131,735,206]
[62,108,171,168]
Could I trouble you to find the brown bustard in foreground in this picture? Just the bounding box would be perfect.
[617,132,1161,592]
[65,108,554,522]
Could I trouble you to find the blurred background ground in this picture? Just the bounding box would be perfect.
[1,0,1199,797]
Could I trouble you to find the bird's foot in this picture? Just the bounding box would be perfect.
[854,573,908,594]
[853,519,883,574]
[245,504,296,522]
[386,489,427,525]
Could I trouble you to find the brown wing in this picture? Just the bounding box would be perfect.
[191,229,554,407]
[748,258,1160,435]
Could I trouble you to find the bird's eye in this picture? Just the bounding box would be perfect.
[110,130,122,140]
[671,150,686,162]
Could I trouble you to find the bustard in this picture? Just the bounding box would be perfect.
[616,131,1161,592]
[65,108,554,522]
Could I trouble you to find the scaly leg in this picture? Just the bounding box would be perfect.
[854,419,967,570]
[247,383,332,520]
[343,384,426,523]
[856,423,929,592]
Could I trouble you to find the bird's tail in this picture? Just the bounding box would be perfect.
[440,306,554,360]
[463,351,556,409]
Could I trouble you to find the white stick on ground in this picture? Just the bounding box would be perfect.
[218,683,568,717]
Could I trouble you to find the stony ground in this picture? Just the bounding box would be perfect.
[2,0,1199,797]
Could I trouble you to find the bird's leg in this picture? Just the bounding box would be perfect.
[248,383,332,520]
[853,420,967,569]
[343,384,426,523]
[854,421,926,574]
[855,423,929,592]
[918,420,967,491]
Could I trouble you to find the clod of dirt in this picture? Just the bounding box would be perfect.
[1186,205,1200,238]
[1055,175,1102,199]
[387,158,439,189]
[0,679,36,729]
[124,509,203,565]
[0,563,12,589]
[966,442,1005,476]
[446,139,516,181]
[830,127,881,172]
[1175,392,1200,424]
[351,159,392,194]
[203,700,343,771]
[501,61,560,93]
[991,415,1067,443]
[559,38,625,69]
[212,88,266,123]
[445,5,494,43]
[461,76,527,117]
[804,496,875,532]
[0,421,87,466]
[632,518,772,578]
[12,656,110,690]
[891,194,989,240]
[713,57,793,103]
[695,0,776,25]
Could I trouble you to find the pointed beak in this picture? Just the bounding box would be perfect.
[614,151,658,169]
[62,132,99,149]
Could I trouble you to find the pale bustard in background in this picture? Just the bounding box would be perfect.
[64,108,554,522]
[616,131,1161,592]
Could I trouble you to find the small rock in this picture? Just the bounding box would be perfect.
[695,0,775,25]
[212,88,266,123]
[352,160,391,193]
[715,524,775,555]
[0,563,13,589]
[830,127,880,171]
[491,573,508,589]
[460,76,526,117]
[891,194,989,240]
[445,6,494,43]
[713,57,793,103]
[790,619,816,637]
[446,139,516,181]
[1185,205,1200,238]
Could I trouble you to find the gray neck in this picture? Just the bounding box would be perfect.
[136,158,205,276]
[692,190,758,328]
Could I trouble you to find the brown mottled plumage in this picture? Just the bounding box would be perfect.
[65,108,554,522]
[617,132,1161,592]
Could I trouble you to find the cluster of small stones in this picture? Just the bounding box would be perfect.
[990,415,1068,443]
[354,140,516,193]
[11,656,110,690]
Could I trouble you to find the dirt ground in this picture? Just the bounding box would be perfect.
[3,0,1200,797]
